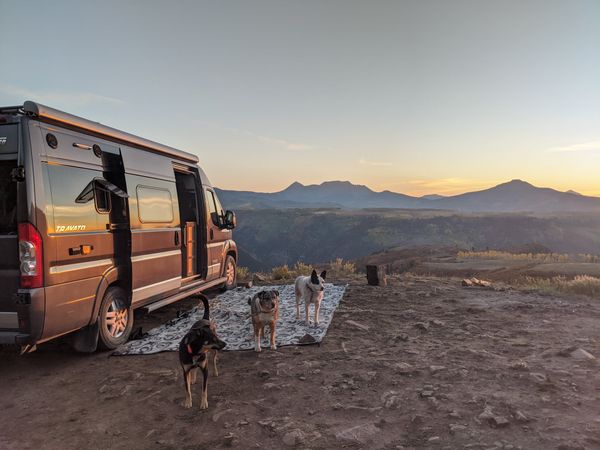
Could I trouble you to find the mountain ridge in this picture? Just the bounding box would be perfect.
[215,179,600,213]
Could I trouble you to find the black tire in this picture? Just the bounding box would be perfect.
[220,255,237,291]
[98,287,134,350]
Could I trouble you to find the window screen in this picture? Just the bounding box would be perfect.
[137,185,174,223]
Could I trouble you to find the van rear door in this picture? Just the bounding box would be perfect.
[0,123,21,330]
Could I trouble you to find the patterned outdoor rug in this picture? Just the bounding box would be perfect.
[114,283,347,355]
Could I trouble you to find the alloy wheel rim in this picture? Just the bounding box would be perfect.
[106,300,128,338]
[226,260,235,284]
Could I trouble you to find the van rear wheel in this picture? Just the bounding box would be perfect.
[220,255,237,291]
[98,287,133,350]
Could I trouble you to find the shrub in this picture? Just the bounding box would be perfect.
[236,266,250,281]
[292,261,314,276]
[271,264,292,280]
[328,257,356,277]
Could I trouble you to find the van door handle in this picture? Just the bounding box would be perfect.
[210,229,214,240]
[174,230,180,246]
[69,245,93,256]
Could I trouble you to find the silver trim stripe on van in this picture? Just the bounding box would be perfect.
[50,259,114,274]
[130,249,181,263]
[132,276,181,303]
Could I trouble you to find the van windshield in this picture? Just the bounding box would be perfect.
[0,124,18,234]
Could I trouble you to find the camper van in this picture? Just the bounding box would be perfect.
[0,101,238,352]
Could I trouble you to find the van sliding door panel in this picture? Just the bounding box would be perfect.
[127,174,181,304]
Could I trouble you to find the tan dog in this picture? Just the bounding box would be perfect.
[248,290,280,352]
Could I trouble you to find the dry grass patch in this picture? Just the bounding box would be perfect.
[515,275,600,299]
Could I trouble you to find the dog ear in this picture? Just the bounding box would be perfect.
[320,270,327,280]
[274,290,279,297]
[247,296,252,305]
[311,269,319,284]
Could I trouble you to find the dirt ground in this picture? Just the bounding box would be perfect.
[1,275,600,450]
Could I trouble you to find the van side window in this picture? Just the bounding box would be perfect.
[94,185,111,213]
[47,164,110,233]
[136,185,174,223]
[75,179,111,214]
[205,189,222,227]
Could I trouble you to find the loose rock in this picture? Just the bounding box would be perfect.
[335,423,379,445]
[282,429,305,446]
[414,322,430,331]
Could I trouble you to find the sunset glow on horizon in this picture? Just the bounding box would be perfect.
[1,1,599,198]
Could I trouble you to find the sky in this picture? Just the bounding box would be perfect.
[1,0,599,196]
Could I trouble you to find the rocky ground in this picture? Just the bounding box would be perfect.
[1,275,600,449]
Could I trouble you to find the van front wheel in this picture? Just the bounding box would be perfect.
[220,255,237,291]
[98,287,133,350]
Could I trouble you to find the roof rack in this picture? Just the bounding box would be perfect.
[18,101,199,164]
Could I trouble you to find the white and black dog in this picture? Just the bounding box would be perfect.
[295,269,327,326]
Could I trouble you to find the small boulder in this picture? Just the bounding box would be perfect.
[414,322,430,332]
[252,273,266,283]
[570,348,595,360]
[282,429,305,447]
[298,334,316,345]
[509,360,529,371]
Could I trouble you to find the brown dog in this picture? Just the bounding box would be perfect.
[248,290,280,352]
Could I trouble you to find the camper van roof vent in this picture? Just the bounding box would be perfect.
[21,101,199,164]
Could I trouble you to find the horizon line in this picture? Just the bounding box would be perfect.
[215,178,598,198]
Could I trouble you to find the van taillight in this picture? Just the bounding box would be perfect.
[18,223,43,289]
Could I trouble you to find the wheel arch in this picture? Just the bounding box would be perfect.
[90,267,131,325]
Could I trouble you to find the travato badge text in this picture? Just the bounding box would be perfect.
[56,225,87,232]
[0,137,7,145]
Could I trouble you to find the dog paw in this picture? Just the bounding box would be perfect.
[255,347,262,352]
[271,345,277,350]
[200,401,208,410]
[183,400,192,409]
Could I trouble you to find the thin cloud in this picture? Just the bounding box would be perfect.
[547,140,600,153]
[203,123,319,151]
[359,158,392,167]
[0,82,125,108]
[256,134,316,151]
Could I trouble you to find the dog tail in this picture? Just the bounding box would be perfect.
[198,294,210,320]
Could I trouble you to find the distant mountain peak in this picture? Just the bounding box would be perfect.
[283,181,305,191]
[566,189,582,196]
[506,179,533,186]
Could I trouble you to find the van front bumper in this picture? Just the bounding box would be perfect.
[0,331,31,345]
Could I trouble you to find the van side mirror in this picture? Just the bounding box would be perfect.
[223,210,236,230]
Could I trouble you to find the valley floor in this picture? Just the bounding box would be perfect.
[1,275,599,449]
